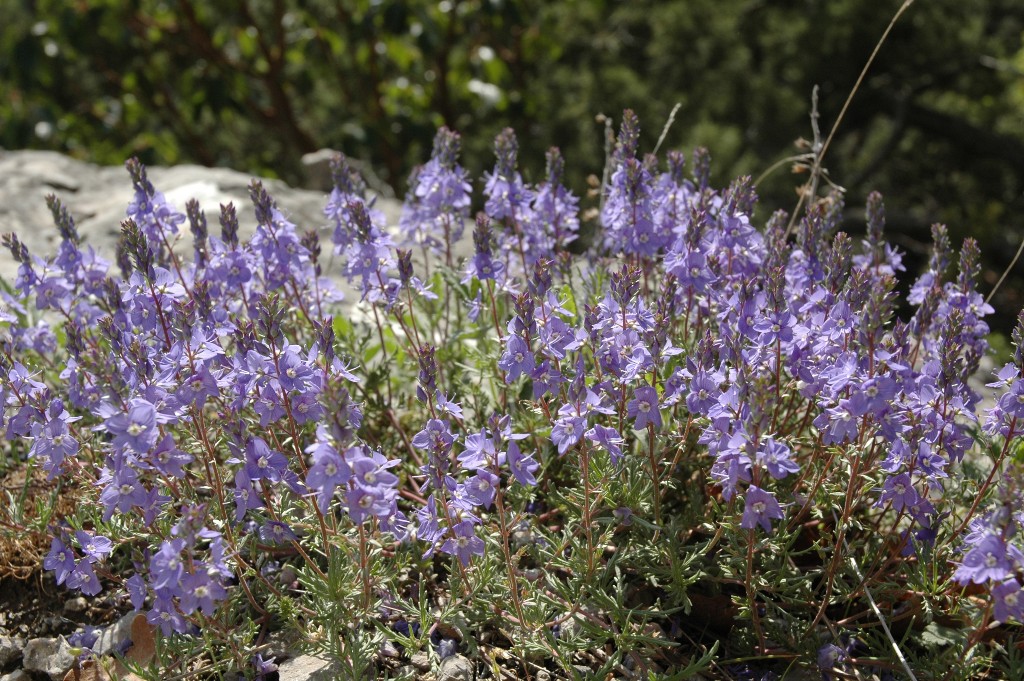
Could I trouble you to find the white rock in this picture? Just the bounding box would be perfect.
[275,653,344,681]
[0,636,24,669]
[22,636,76,681]
[91,612,137,657]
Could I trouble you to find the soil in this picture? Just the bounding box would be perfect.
[0,457,122,644]
[0,572,76,640]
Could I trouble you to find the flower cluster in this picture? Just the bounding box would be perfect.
[3,111,1024,678]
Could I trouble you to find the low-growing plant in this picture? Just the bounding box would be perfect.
[4,111,1024,680]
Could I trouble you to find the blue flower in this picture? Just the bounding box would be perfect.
[441,520,485,566]
[627,385,662,431]
[741,486,784,533]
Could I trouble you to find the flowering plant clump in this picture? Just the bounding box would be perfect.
[4,113,1024,680]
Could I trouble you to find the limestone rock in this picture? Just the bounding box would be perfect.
[0,669,30,681]
[0,150,403,285]
[0,637,24,669]
[22,637,75,681]
[91,612,136,658]
[275,654,344,681]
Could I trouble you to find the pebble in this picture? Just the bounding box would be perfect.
[0,637,24,669]
[262,628,301,662]
[275,654,344,681]
[0,670,29,681]
[22,637,76,681]
[62,598,88,616]
[437,654,473,681]
[410,650,432,671]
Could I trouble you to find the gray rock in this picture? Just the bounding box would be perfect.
[22,636,76,681]
[300,148,338,193]
[410,651,431,672]
[261,628,301,663]
[0,670,30,681]
[275,653,344,681]
[0,637,24,669]
[0,149,404,285]
[91,612,136,657]
[437,654,473,681]
[301,148,395,198]
[393,665,417,680]
[62,597,87,616]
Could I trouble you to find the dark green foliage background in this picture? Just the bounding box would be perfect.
[4,0,1024,324]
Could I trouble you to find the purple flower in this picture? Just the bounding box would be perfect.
[458,431,498,471]
[498,334,536,383]
[44,537,76,585]
[148,594,188,636]
[105,398,159,453]
[484,129,534,224]
[741,486,785,533]
[76,530,113,563]
[686,371,720,415]
[666,247,715,292]
[253,654,279,681]
[30,413,79,478]
[441,520,485,566]
[346,486,390,525]
[68,625,102,651]
[127,573,147,611]
[254,384,287,426]
[151,434,192,478]
[550,414,585,455]
[817,643,847,672]
[400,128,472,255]
[98,467,150,521]
[993,579,1024,624]
[414,419,457,491]
[506,442,539,487]
[179,570,227,616]
[465,470,499,509]
[150,538,186,592]
[877,473,919,513]
[627,385,662,431]
[531,360,564,399]
[756,438,799,480]
[955,535,1021,585]
[245,437,289,483]
[528,147,579,255]
[351,456,399,492]
[233,468,264,522]
[997,379,1024,420]
[412,419,455,455]
[306,439,349,513]
[259,521,299,545]
[66,559,102,596]
[585,424,625,465]
[176,366,219,408]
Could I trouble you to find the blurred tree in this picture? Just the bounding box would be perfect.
[3,0,1024,325]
